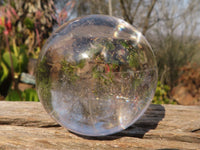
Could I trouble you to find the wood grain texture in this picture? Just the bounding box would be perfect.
[0,101,199,150]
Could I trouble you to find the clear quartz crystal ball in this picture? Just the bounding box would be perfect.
[36,15,158,136]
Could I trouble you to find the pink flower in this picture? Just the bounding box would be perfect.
[35,10,42,19]
[105,64,110,73]
[10,7,18,18]
[0,18,2,25]
[6,10,12,19]
[5,19,12,32]
[4,30,8,35]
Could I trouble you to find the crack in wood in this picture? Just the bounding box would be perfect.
[191,128,200,133]
[39,124,61,128]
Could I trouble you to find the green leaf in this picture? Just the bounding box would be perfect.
[24,17,34,30]
[18,53,28,72]
[0,26,4,33]
[2,52,18,70]
[13,40,19,57]
[0,62,9,84]
[22,88,39,102]
[6,90,22,101]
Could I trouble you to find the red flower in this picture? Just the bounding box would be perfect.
[0,18,2,25]
[105,64,110,73]
[5,19,12,32]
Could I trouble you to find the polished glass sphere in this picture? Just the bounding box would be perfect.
[36,15,158,136]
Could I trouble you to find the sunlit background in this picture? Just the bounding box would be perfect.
[0,0,199,105]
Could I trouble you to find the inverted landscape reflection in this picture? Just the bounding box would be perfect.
[36,15,158,136]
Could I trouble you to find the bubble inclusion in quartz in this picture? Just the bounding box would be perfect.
[36,15,158,136]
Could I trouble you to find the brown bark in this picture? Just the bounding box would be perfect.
[142,0,157,35]
[132,0,143,22]
[119,0,133,24]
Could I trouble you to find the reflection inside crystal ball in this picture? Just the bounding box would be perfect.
[36,15,158,136]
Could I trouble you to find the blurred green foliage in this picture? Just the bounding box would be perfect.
[1,0,198,105]
[0,1,56,99]
[0,58,9,84]
[24,17,35,30]
[22,88,39,102]
[3,44,28,74]
[0,43,28,89]
[152,81,176,104]
[5,88,39,101]
[5,90,22,101]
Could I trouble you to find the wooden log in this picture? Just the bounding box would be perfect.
[0,101,199,149]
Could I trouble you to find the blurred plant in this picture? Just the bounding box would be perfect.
[0,1,57,97]
[5,89,22,101]
[0,3,20,90]
[6,88,39,101]
[178,63,200,90]
[3,41,28,80]
[152,81,176,104]
[22,88,39,102]
[150,0,200,90]
[0,0,77,100]
[171,63,200,104]
[52,0,76,26]
[14,0,57,57]
[154,35,198,89]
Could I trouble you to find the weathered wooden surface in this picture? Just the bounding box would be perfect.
[0,102,199,150]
